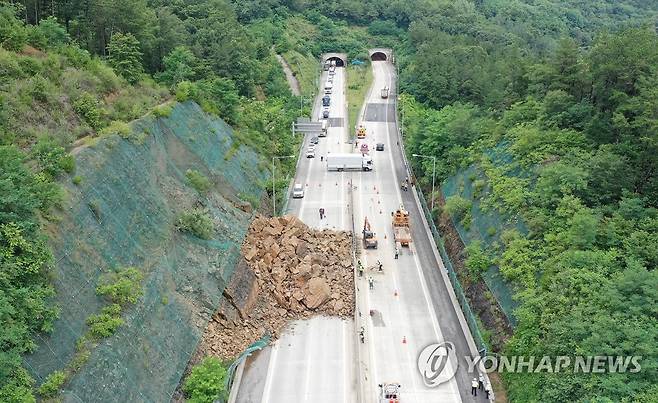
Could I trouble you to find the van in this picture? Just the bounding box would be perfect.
[320,120,328,137]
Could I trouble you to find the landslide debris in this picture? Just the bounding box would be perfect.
[198,214,354,360]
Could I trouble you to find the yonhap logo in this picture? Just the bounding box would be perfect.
[417,341,459,387]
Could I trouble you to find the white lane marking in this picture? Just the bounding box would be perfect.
[261,343,279,403]
[381,61,461,399]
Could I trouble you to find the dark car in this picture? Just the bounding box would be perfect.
[311,136,319,144]
[376,143,385,151]
[322,110,330,118]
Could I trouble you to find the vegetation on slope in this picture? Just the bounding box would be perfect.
[396,11,658,403]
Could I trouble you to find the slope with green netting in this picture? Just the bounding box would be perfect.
[24,101,267,402]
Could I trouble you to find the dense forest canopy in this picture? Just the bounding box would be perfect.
[1,0,657,401]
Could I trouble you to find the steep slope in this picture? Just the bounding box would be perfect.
[24,101,267,401]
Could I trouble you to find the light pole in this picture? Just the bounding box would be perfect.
[272,155,295,216]
[412,154,437,213]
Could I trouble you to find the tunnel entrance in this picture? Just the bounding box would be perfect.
[326,56,345,67]
[370,52,387,61]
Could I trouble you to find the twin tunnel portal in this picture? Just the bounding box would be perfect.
[324,49,390,67]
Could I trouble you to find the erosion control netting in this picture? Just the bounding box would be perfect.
[24,102,267,402]
[442,146,526,326]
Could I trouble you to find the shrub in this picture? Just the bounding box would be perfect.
[186,169,211,193]
[153,103,173,118]
[31,136,75,178]
[183,357,228,403]
[473,179,486,198]
[72,175,82,185]
[175,80,196,102]
[96,267,144,306]
[86,304,123,339]
[465,241,491,275]
[74,93,103,131]
[100,120,131,138]
[444,195,472,220]
[487,226,497,236]
[38,370,67,397]
[178,209,214,240]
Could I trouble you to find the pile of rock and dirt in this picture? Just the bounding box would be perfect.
[196,214,355,360]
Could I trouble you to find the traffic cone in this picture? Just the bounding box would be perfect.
[402,336,407,344]
[394,289,398,297]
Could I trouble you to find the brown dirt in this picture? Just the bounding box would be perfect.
[193,214,354,362]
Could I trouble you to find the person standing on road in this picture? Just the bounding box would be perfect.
[484,381,491,399]
[368,277,374,290]
[358,261,364,277]
[394,247,399,259]
[319,207,325,220]
[479,374,484,391]
[471,378,478,396]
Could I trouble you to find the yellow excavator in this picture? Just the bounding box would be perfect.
[363,217,378,249]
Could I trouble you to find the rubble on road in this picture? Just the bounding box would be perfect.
[196,214,355,361]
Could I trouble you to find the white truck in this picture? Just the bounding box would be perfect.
[326,153,373,171]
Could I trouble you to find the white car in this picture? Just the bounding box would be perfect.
[292,183,304,198]
[306,148,316,158]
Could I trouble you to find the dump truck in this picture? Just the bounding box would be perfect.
[363,217,378,249]
[379,383,401,403]
[356,125,366,139]
[392,206,411,247]
[381,86,389,99]
[326,153,373,171]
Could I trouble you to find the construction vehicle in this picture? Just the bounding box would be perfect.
[363,217,378,249]
[381,86,389,99]
[392,206,411,247]
[379,383,401,403]
[356,125,366,139]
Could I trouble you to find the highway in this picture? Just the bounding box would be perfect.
[236,66,358,403]
[236,58,489,402]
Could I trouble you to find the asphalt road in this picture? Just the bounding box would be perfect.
[237,61,490,403]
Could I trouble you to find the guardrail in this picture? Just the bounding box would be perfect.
[391,64,488,357]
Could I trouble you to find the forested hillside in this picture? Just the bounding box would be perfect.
[2,0,657,401]
[391,2,658,402]
[1,1,303,400]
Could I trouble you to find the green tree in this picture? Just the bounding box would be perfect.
[156,46,199,87]
[107,33,144,84]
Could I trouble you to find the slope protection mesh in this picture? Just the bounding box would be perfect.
[23,101,267,402]
[442,145,526,326]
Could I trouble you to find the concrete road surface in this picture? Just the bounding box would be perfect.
[354,61,490,402]
[237,61,489,403]
[237,67,358,403]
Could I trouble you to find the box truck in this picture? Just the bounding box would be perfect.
[326,153,373,171]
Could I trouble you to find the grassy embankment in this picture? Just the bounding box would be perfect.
[346,63,373,136]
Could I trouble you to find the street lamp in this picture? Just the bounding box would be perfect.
[412,153,437,213]
[272,155,296,216]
